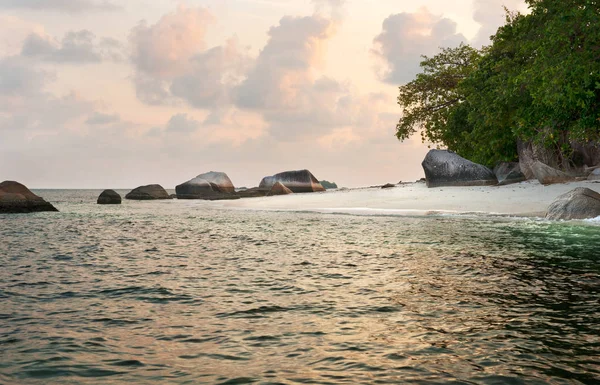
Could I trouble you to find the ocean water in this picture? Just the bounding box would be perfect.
[1,189,599,385]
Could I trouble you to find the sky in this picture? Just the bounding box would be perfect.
[0,0,526,189]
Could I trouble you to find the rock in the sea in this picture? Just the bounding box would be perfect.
[588,168,600,181]
[97,189,121,205]
[421,150,497,188]
[0,181,58,213]
[546,187,600,220]
[259,170,325,193]
[531,161,574,185]
[267,181,293,196]
[381,183,396,189]
[125,184,171,200]
[320,180,338,189]
[176,171,235,199]
[494,162,526,186]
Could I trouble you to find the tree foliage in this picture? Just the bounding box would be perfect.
[396,0,600,167]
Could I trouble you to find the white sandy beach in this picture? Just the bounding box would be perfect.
[217,180,600,217]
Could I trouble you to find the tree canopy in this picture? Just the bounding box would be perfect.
[396,0,600,168]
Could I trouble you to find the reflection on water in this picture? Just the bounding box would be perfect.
[1,190,599,384]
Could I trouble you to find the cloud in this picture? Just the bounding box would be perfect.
[472,0,525,47]
[129,6,249,109]
[86,112,120,125]
[166,113,200,133]
[21,30,124,63]
[372,8,467,84]
[130,6,214,78]
[0,0,119,12]
[235,15,347,139]
[0,55,52,96]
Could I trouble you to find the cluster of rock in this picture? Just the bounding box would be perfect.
[112,169,325,204]
[420,149,600,220]
[0,181,58,213]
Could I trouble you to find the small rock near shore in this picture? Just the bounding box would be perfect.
[422,150,497,188]
[546,187,600,220]
[494,162,526,186]
[0,181,58,213]
[531,161,574,185]
[125,184,171,200]
[97,189,121,205]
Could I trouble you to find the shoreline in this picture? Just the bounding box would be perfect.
[211,179,600,219]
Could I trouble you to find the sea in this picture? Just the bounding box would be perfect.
[1,189,599,385]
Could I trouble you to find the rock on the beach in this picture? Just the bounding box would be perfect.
[531,161,574,185]
[546,187,600,220]
[125,184,171,200]
[588,169,600,181]
[259,170,325,193]
[421,150,497,188]
[494,162,526,186]
[176,171,235,199]
[0,181,58,213]
[267,182,293,196]
[97,189,121,205]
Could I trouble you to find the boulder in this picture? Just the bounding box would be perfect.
[588,168,600,181]
[421,150,497,188]
[494,162,526,186]
[259,169,325,193]
[546,187,600,220]
[531,161,574,185]
[176,171,235,199]
[0,181,58,213]
[125,184,170,200]
[381,183,396,189]
[97,189,121,205]
[267,182,293,196]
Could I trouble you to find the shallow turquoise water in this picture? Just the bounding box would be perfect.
[1,190,599,384]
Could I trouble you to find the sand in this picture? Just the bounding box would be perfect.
[217,180,600,218]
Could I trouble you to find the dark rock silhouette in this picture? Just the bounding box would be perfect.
[546,187,600,220]
[0,181,58,213]
[97,189,121,205]
[125,184,171,200]
[259,170,325,193]
[381,183,396,189]
[176,171,235,199]
[421,150,497,188]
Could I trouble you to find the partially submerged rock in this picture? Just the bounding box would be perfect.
[268,182,293,196]
[531,161,574,185]
[0,181,58,213]
[125,184,171,200]
[494,162,526,186]
[97,189,121,205]
[259,170,325,193]
[421,150,497,188]
[176,171,235,199]
[381,183,396,189]
[546,187,600,220]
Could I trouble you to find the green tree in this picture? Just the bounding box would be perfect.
[396,0,600,168]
